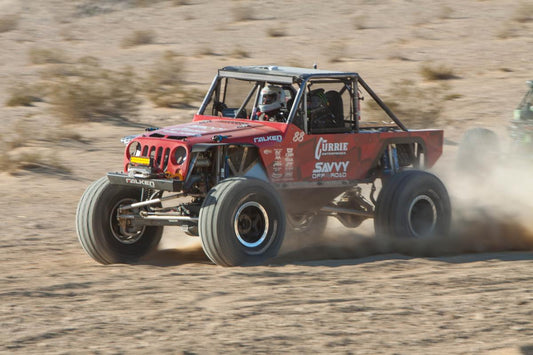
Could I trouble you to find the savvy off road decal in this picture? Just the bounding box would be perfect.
[312,161,350,179]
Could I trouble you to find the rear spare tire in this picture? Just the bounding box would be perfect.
[76,176,163,264]
[456,127,499,175]
[374,170,451,239]
[199,177,286,266]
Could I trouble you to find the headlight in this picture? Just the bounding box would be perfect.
[128,141,141,157]
[121,134,140,145]
[174,146,187,165]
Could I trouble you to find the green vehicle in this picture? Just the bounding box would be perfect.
[510,80,533,153]
[458,80,533,172]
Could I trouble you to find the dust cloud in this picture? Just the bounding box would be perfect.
[147,154,533,265]
[277,155,533,264]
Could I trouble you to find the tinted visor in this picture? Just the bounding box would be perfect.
[262,93,278,105]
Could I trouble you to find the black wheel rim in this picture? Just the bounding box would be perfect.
[234,201,269,248]
[408,195,437,238]
[110,198,146,245]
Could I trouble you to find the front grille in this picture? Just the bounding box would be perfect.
[139,144,171,172]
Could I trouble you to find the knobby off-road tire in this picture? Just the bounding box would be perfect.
[76,176,163,264]
[199,177,286,266]
[456,127,500,175]
[375,170,451,239]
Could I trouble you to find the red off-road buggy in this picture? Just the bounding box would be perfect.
[76,66,451,266]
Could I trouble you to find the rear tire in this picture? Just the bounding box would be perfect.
[374,170,451,239]
[76,177,163,264]
[199,177,286,266]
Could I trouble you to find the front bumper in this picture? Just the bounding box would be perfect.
[107,172,183,191]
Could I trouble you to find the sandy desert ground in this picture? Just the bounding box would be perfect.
[1,0,533,353]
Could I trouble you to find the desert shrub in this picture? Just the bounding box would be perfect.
[267,26,287,38]
[75,0,167,17]
[420,63,457,80]
[121,30,156,48]
[438,5,454,19]
[45,59,141,123]
[5,84,43,107]
[352,15,367,30]
[144,51,201,107]
[512,2,533,23]
[196,46,217,56]
[146,51,184,87]
[232,3,255,22]
[16,151,71,174]
[496,22,517,39]
[0,152,9,171]
[0,15,18,33]
[2,121,29,150]
[326,41,346,63]
[230,47,250,59]
[0,125,71,175]
[365,79,450,129]
[28,47,69,65]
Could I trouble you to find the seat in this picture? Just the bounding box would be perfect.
[325,90,344,128]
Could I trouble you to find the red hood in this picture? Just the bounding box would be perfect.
[144,115,287,144]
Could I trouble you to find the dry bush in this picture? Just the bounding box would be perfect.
[420,62,457,80]
[45,128,84,143]
[326,41,346,63]
[352,15,367,30]
[5,84,43,107]
[496,22,518,39]
[232,3,255,22]
[0,14,18,33]
[28,47,69,65]
[196,46,217,56]
[2,121,30,150]
[438,5,454,19]
[121,30,156,48]
[230,46,250,59]
[144,51,201,107]
[43,59,141,123]
[75,3,115,17]
[267,26,287,38]
[364,79,451,129]
[75,0,164,17]
[0,125,71,175]
[16,151,70,173]
[512,2,533,23]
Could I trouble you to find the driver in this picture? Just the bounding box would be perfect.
[254,84,287,122]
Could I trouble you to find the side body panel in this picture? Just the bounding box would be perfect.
[258,124,443,184]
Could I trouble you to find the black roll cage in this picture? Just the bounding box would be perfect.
[198,67,408,132]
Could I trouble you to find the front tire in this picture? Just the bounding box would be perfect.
[374,170,451,239]
[199,177,286,266]
[76,176,163,264]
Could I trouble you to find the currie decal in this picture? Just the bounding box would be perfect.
[125,178,156,188]
[315,137,349,160]
[254,135,282,144]
[312,161,350,179]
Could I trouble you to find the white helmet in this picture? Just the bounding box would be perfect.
[258,85,286,113]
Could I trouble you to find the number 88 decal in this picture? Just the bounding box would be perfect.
[292,131,304,142]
